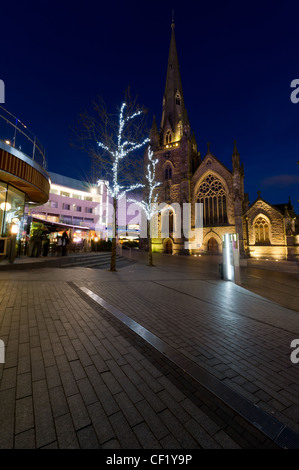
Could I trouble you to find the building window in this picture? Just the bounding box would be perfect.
[73,217,83,225]
[85,207,93,214]
[165,131,172,144]
[196,173,227,225]
[175,93,181,105]
[61,215,72,224]
[255,216,270,243]
[76,206,82,212]
[62,203,70,210]
[72,194,81,200]
[50,201,58,208]
[84,196,92,202]
[84,218,94,223]
[165,165,172,180]
[47,214,59,223]
[61,191,70,197]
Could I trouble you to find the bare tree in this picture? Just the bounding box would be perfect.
[72,91,149,271]
[128,145,161,266]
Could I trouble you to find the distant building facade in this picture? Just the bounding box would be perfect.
[27,172,142,242]
[148,20,297,259]
[27,172,109,239]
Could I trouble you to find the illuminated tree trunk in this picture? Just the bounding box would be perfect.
[148,219,153,266]
[110,196,117,271]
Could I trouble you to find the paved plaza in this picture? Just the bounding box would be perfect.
[0,252,298,450]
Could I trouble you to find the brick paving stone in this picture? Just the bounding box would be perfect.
[55,413,80,449]
[87,402,115,445]
[69,359,87,381]
[85,365,119,416]
[135,400,169,441]
[181,398,221,436]
[67,393,91,430]
[158,389,190,424]
[114,391,143,427]
[184,418,222,449]
[45,364,61,389]
[213,430,241,449]
[16,372,32,399]
[159,409,198,448]
[91,353,110,374]
[0,367,17,391]
[105,359,143,403]
[15,395,34,435]
[32,379,56,448]
[77,425,101,449]
[14,429,35,449]
[159,434,182,449]
[132,422,162,449]
[136,382,167,414]
[49,385,69,418]
[101,438,122,449]
[109,411,142,449]
[77,377,98,406]
[40,441,59,449]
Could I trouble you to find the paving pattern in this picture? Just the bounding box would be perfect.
[0,253,298,449]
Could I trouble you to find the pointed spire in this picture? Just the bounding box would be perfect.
[150,115,159,148]
[232,139,240,171]
[160,18,190,143]
[232,139,239,156]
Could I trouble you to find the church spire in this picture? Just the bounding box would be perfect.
[160,17,190,145]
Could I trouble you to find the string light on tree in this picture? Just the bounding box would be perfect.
[128,145,161,266]
[96,101,149,271]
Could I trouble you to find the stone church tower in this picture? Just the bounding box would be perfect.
[148,19,297,259]
[150,19,245,256]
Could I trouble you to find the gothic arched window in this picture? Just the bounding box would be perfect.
[196,174,228,225]
[165,131,172,144]
[165,165,172,180]
[254,216,270,243]
[175,93,181,105]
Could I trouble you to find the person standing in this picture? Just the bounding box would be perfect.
[62,230,69,256]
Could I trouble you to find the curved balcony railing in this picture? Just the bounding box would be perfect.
[0,105,47,170]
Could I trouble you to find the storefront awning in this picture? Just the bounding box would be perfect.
[31,216,90,232]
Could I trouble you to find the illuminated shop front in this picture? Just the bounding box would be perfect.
[0,107,50,259]
[0,183,25,238]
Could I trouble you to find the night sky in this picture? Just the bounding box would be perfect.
[1,0,299,212]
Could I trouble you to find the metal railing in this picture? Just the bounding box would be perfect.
[0,106,47,170]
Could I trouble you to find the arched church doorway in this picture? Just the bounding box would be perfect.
[207,237,219,254]
[164,239,173,254]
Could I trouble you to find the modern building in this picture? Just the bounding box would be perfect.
[27,171,110,242]
[0,106,50,257]
[148,20,298,259]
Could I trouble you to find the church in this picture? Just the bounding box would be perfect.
[148,19,297,260]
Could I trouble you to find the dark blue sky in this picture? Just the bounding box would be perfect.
[1,0,299,212]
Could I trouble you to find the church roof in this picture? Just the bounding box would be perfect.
[246,193,296,218]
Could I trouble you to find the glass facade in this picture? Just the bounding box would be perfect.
[0,182,25,238]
